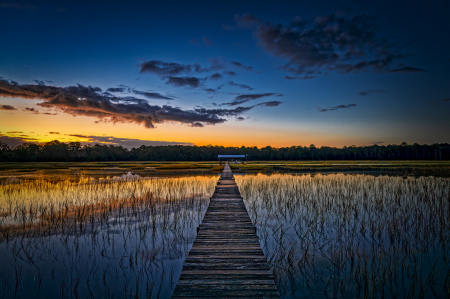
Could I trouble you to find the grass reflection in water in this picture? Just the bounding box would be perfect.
[237,173,450,298]
[0,173,216,298]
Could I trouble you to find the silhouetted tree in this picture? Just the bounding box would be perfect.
[0,140,449,162]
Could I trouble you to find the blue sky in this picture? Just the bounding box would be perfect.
[0,0,449,148]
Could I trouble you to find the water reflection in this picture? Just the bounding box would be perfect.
[1,171,449,298]
[0,174,216,298]
[237,173,450,298]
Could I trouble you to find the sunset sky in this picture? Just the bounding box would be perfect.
[1,0,449,149]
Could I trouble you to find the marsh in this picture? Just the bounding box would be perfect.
[0,165,449,298]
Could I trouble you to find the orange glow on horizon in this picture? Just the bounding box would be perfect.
[0,100,397,149]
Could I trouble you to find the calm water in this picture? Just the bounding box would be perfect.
[0,171,449,298]
[237,173,450,298]
[0,173,216,298]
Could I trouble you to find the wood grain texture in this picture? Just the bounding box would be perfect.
[172,163,280,298]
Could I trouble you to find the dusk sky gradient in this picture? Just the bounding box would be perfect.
[1,0,449,148]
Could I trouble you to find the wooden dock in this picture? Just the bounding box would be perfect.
[172,163,280,298]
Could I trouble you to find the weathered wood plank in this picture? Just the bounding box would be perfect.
[179,269,274,275]
[189,246,263,250]
[176,279,276,285]
[188,250,265,256]
[178,273,275,280]
[174,284,278,291]
[186,255,266,259]
[192,241,261,245]
[172,163,279,298]
[172,289,280,297]
[182,264,271,271]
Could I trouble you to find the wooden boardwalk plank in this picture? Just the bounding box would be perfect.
[172,163,279,298]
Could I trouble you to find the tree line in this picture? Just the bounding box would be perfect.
[0,140,449,162]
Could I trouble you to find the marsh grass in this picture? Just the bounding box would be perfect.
[2,161,450,181]
[210,165,225,171]
[236,164,272,170]
[237,173,450,298]
[156,163,211,170]
[1,162,449,298]
[0,174,216,298]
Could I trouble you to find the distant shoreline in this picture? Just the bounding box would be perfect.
[1,160,450,180]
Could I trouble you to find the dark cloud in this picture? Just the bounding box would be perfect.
[285,75,315,80]
[221,93,281,106]
[371,141,384,145]
[444,98,450,102]
[236,117,245,121]
[7,131,23,134]
[34,80,45,85]
[236,13,410,75]
[208,57,226,71]
[165,76,202,88]
[256,101,282,107]
[0,104,16,110]
[203,36,213,46]
[49,132,60,134]
[230,61,261,73]
[24,107,39,113]
[204,84,224,93]
[193,106,255,117]
[1,2,37,9]
[235,13,262,28]
[132,90,173,100]
[43,112,58,115]
[196,101,282,117]
[139,60,193,76]
[389,66,425,73]
[0,79,256,128]
[139,60,226,88]
[224,70,236,76]
[106,86,171,100]
[221,24,233,30]
[106,87,126,93]
[189,39,199,44]
[67,134,91,139]
[358,89,387,96]
[319,104,357,112]
[228,81,254,90]
[139,60,225,76]
[66,134,194,149]
[208,73,223,81]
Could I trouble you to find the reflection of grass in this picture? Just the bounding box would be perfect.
[0,211,10,217]
[157,163,210,170]
[0,175,216,297]
[227,161,450,177]
[1,161,450,178]
[236,164,271,170]
[3,190,205,239]
[0,161,221,172]
[237,173,450,298]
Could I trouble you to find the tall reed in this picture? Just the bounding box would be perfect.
[237,173,450,298]
[0,173,216,298]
